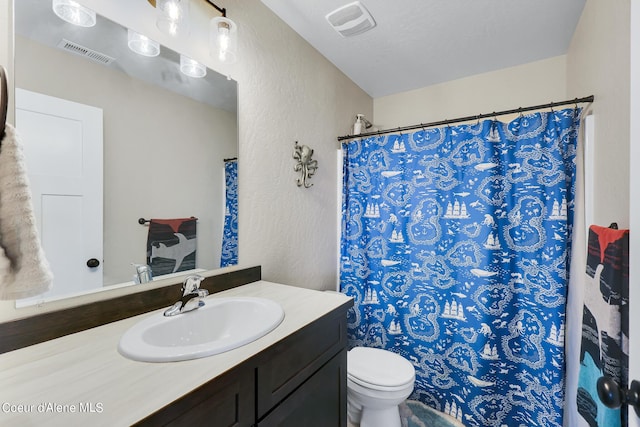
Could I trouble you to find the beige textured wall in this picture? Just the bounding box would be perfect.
[0,0,371,321]
[566,0,630,228]
[230,2,372,289]
[373,55,567,128]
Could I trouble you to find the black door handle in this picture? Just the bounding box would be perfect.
[86,258,100,268]
[597,376,640,417]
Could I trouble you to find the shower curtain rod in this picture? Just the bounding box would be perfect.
[337,95,594,142]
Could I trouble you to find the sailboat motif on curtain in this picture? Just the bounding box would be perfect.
[220,159,238,267]
[340,108,581,427]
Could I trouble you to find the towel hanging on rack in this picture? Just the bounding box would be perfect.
[0,124,53,299]
[577,224,629,427]
[146,217,197,276]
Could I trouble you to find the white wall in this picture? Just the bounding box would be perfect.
[374,55,567,127]
[0,0,372,321]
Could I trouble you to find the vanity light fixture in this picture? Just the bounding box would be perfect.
[146,0,239,64]
[127,29,160,57]
[207,2,238,64]
[180,55,207,78]
[155,0,190,37]
[52,0,96,27]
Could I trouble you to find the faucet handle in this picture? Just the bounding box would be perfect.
[182,274,205,296]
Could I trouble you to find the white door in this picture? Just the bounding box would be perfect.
[15,88,103,304]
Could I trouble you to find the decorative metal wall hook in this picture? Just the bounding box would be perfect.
[293,141,318,188]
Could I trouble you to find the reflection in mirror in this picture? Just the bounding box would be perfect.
[13,0,238,306]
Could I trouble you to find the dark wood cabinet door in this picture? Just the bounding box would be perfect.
[256,310,347,418]
[257,351,347,427]
[135,366,254,427]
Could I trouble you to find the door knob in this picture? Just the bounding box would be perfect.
[86,258,100,268]
[597,376,640,417]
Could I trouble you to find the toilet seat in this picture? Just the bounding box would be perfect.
[348,347,415,391]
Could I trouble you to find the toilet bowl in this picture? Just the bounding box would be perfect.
[347,347,415,427]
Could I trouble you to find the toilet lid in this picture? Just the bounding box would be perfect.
[348,347,415,388]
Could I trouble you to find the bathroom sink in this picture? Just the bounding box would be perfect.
[118,297,285,362]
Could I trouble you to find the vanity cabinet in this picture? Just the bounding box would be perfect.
[135,304,349,427]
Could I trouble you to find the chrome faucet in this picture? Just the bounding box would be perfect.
[163,274,209,317]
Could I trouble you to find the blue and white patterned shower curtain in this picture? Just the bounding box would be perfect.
[220,159,238,267]
[340,108,582,426]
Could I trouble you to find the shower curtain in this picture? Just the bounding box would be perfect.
[220,159,238,267]
[340,108,582,427]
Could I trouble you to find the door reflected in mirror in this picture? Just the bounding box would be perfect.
[14,0,238,306]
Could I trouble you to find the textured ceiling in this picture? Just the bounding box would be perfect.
[261,0,586,98]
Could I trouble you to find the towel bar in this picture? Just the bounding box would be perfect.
[138,216,198,225]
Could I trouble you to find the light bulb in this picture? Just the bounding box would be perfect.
[156,0,189,37]
[166,2,181,20]
[218,24,230,61]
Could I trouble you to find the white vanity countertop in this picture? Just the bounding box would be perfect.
[0,281,352,426]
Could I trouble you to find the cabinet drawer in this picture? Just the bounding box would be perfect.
[256,309,347,419]
[257,351,347,427]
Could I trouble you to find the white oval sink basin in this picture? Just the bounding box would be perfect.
[118,297,284,362]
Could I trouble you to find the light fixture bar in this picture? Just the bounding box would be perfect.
[205,0,226,17]
[148,0,226,17]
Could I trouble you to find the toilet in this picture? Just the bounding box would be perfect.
[347,346,416,427]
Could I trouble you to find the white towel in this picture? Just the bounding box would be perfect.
[0,124,52,299]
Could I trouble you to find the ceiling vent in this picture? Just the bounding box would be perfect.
[56,39,116,65]
[326,1,376,38]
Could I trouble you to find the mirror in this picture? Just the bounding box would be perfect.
[13,0,238,305]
